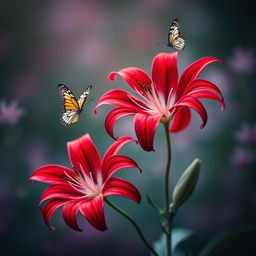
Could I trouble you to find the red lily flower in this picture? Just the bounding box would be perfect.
[29,134,141,232]
[95,52,225,151]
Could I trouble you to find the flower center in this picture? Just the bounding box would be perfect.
[133,81,175,120]
[64,167,103,198]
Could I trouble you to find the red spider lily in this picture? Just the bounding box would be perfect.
[29,134,141,232]
[95,52,225,151]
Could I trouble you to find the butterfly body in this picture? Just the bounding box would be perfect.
[168,18,186,51]
[58,84,91,126]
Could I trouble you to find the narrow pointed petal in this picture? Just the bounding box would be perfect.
[182,79,225,110]
[42,199,67,230]
[186,91,225,110]
[104,107,141,140]
[62,202,82,231]
[103,155,141,182]
[152,52,178,101]
[109,68,152,95]
[134,113,162,151]
[103,136,135,160]
[172,97,208,129]
[29,165,74,185]
[67,134,101,179]
[103,177,141,203]
[40,184,83,204]
[183,79,224,98]
[170,107,191,132]
[79,195,107,231]
[94,89,148,114]
[178,57,222,96]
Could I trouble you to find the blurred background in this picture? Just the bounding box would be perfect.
[0,0,255,255]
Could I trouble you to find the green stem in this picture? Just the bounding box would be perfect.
[104,198,158,256]
[163,122,172,256]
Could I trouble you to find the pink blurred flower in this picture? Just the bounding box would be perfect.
[228,47,255,73]
[0,100,24,125]
[230,147,254,167]
[235,123,256,144]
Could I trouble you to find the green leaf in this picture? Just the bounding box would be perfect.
[199,224,256,256]
[153,228,196,256]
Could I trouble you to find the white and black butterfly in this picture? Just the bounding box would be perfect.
[58,84,92,126]
[167,18,186,51]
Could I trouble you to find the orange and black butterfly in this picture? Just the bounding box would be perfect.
[58,84,92,125]
[168,18,186,51]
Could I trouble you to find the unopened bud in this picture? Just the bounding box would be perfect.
[170,159,201,210]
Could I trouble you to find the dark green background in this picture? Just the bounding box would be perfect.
[0,0,255,255]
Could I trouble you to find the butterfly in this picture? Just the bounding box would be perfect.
[167,18,186,51]
[58,83,92,126]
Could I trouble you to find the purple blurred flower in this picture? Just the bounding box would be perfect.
[228,47,255,73]
[235,123,256,144]
[0,100,24,125]
[230,147,254,167]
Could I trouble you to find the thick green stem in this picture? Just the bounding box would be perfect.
[163,122,172,256]
[104,198,158,256]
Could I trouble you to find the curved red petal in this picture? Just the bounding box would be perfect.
[40,184,83,204]
[186,91,225,110]
[183,79,224,98]
[170,107,191,132]
[104,107,139,140]
[178,57,223,97]
[134,113,162,151]
[62,201,82,231]
[103,177,141,203]
[42,199,67,230]
[152,52,178,101]
[94,89,148,114]
[79,195,107,231]
[103,155,141,182]
[109,68,152,95]
[29,165,74,185]
[172,97,208,129]
[103,136,135,160]
[67,134,101,180]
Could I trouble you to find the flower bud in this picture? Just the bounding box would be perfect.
[170,159,201,210]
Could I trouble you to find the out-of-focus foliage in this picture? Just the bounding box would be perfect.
[0,0,255,255]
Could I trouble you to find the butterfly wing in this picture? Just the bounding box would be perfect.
[61,110,80,125]
[77,85,92,110]
[168,18,186,50]
[58,84,81,125]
